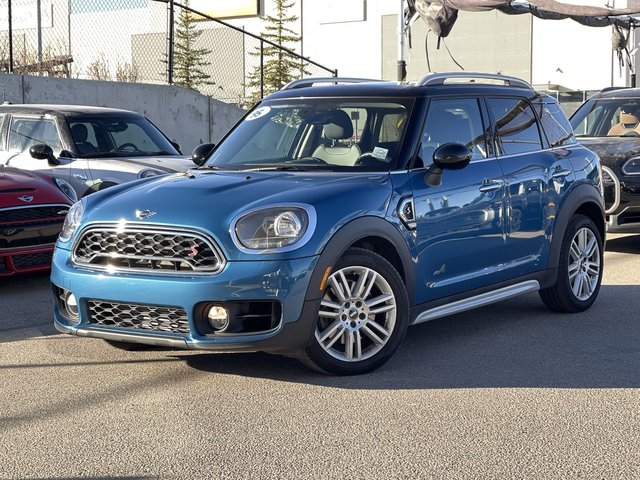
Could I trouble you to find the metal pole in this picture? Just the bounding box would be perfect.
[167,0,175,84]
[37,0,42,67]
[8,0,13,73]
[397,0,406,81]
[260,39,264,99]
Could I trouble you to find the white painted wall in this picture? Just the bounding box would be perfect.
[530,0,629,90]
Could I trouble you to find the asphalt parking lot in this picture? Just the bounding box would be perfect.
[1,234,639,479]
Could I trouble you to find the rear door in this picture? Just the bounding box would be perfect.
[486,96,574,277]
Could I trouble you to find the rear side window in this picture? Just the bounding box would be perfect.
[488,98,542,155]
[534,100,577,147]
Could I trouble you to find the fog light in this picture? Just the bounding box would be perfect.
[65,292,79,318]
[206,305,229,331]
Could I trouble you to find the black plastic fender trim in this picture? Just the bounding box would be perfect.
[304,216,415,304]
[547,183,605,271]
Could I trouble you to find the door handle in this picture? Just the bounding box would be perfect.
[552,169,571,179]
[479,179,504,192]
[73,173,87,181]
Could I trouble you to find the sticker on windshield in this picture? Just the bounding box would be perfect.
[372,147,388,160]
[246,106,271,121]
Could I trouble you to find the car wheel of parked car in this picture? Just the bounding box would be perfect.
[302,248,409,375]
[539,214,603,313]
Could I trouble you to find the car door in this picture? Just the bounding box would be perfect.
[4,115,89,196]
[410,97,507,304]
[486,96,574,277]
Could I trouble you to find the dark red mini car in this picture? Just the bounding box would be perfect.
[0,165,73,276]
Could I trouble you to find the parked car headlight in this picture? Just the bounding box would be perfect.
[54,177,78,202]
[138,169,164,179]
[621,157,640,175]
[59,200,84,242]
[234,206,314,251]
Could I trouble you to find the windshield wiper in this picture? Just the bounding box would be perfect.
[240,164,335,172]
[195,165,220,170]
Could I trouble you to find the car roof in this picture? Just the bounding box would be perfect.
[265,81,543,101]
[0,104,140,117]
[589,87,640,100]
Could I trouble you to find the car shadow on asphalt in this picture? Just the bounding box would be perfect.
[606,234,640,254]
[176,285,640,389]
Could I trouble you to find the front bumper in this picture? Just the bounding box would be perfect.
[51,246,320,353]
[0,245,54,276]
[602,166,640,233]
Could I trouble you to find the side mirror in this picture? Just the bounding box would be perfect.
[424,143,472,187]
[29,143,59,165]
[192,143,216,166]
[170,141,182,154]
[433,143,472,169]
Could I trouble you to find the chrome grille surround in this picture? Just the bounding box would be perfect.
[72,224,226,275]
[87,300,190,335]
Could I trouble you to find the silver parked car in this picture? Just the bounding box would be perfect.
[0,104,192,197]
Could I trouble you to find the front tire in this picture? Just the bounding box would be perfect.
[540,214,603,313]
[301,248,409,375]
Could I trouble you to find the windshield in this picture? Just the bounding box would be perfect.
[67,116,178,158]
[205,98,413,171]
[570,98,640,138]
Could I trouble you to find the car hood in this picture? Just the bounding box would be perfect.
[79,169,394,260]
[578,137,640,171]
[83,155,192,173]
[0,165,71,206]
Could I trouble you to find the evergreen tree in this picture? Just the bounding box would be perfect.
[173,0,214,92]
[246,0,308,105]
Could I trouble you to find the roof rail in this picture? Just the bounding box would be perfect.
[417,72,532,89]
[282,77,385,90]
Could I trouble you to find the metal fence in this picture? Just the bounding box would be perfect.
[0,0,337,106]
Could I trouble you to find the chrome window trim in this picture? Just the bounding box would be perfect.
[601,166,621,215]
[230,203,317,254]
[71,223,227,276]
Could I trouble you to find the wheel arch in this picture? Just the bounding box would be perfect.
[547,183,605,270]
[306,216,415,304]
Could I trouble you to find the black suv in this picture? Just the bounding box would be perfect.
[571,88,640,233]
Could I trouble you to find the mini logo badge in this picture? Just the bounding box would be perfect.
[17,195,33,203]
[135,209,156,219]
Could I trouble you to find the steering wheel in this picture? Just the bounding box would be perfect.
[117,143,141,151]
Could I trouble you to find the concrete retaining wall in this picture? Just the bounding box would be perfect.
[0,74,245,154]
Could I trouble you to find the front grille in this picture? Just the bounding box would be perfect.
[618,208,640,226]
[11,251,53,269]
[73,225,225,275]
[601,167,619,213]
[0,256,7,272]
[88,300,190,335]
[0,205,69,224]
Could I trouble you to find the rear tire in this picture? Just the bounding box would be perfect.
[539,214,603,313]
[301,248,409,375]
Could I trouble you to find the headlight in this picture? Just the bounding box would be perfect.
[138,169,164,179]
[621,157,640,175]
[59,200,84,242]
[54,177,78,202]
[234,206,314,251]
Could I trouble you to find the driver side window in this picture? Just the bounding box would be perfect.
[8,117,61,153]
[420,98,487,166]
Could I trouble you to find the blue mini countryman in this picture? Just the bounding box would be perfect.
[52,73,605,375]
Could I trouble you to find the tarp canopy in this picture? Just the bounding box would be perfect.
[412,0,640,38]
